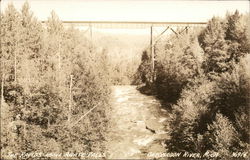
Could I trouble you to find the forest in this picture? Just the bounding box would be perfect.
[137,10,250,158]
[0,1,249,160]
[1,2,111,159]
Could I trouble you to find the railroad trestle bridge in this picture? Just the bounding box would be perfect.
[42,20,207,79]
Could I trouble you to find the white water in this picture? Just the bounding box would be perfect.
[105,85,169,159]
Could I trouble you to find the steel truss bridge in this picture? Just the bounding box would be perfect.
[43,20,207,80]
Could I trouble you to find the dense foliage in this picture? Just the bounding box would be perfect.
[1,3,110,159]
[137,11,249,158]
[107,52,141,85]
[94,34,146,85]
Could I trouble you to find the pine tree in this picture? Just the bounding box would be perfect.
[198,17,229,76]
[46,11,63,35]
[18,2,43,93]
[45,11,64,87]
[1,4,21,82]
[225,10,250,63]
[20,2,43,59]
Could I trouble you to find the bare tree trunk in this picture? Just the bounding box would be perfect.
[89,24,93,52]
[150,26,155,82]
[14,30,19,83]
[14,51,17,82]
[1,74,4,106]
[58,41,61,74]
[68,75,73,124]
[57,36,62,99]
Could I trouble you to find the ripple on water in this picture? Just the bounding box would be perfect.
[133,135,155,146]
[107,86,168,159]
[116,97,128,102]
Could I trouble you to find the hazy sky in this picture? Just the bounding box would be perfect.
[1,0,249,22]
[1,0,249,35]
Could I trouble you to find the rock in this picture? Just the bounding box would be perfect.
[146,126,156,134]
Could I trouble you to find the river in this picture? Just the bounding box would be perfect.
[105,85,169,159]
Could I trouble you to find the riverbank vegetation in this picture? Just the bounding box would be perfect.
[94,33,147,85]
[1,2,110,159]
[137,11,250,158]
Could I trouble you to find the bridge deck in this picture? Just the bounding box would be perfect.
[41,21,207,28]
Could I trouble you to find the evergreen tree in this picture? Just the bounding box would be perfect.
[18,2,43,93]
[46,11,63,35]
[45,11,64,88]
[225,10,250,63]
[198,17,229,76]
[1,3,21,82]
[1,3,110,158]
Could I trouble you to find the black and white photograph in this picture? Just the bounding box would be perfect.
[0,0,249,159]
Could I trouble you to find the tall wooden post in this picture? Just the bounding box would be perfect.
[150,26,155,82]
